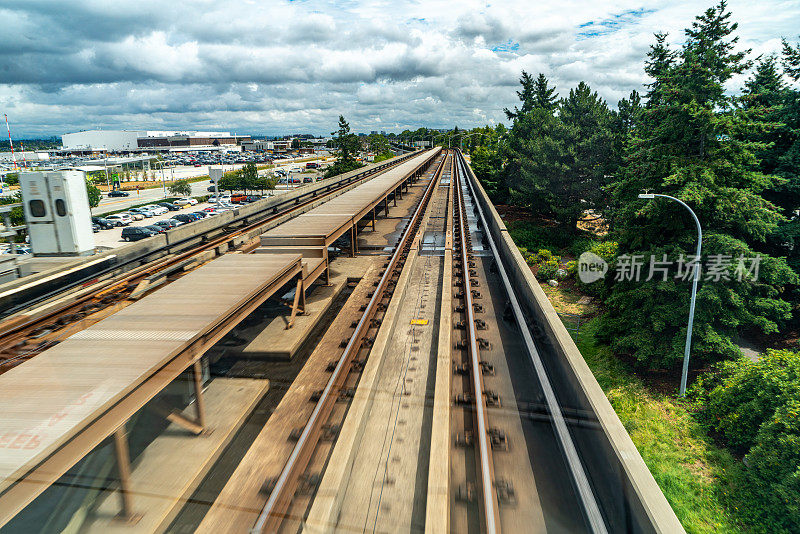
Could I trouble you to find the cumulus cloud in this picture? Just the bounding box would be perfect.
[1,0,799,136]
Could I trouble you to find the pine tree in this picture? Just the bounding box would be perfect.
[781,38,800,81]
[504,80,614,230]
[504,71,536,120]
[599,1,797,369]
[532,73,558,111]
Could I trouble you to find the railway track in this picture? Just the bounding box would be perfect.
[252,151,448,532]
[0,153,429,373]
[242,149,611,533]
[451,150,607,533]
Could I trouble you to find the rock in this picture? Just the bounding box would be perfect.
[556,268,568,280]
[548,279,559,287]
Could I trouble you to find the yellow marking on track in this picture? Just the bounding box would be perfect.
[410,319,428,325]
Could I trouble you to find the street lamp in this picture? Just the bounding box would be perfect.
[638,193,703,396]
[452,132,481,151]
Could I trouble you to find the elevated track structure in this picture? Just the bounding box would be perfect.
[0,148,682,534]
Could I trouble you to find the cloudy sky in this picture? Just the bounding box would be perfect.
[2,0,799,137]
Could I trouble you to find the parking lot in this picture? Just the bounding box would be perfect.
[92,192,287,249]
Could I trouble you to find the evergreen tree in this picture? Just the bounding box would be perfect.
[532,73,558,111]
[504,71,536,120]
[781,38,800,81]
[504,80,614,230]
[324,115,364,178]
[599,1,797,369]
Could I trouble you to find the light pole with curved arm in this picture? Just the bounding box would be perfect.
[638,193,702,396]
[454,132,482,152]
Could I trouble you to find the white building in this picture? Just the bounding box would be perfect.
[61,130,249,153]
[62,130,143,151]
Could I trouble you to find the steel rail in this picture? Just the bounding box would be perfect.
[0,151,435,368]
[454,150,609,534]
[251,153,447,533]
[453,154,501,534]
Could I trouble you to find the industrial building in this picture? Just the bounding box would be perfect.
[61,130,251,153]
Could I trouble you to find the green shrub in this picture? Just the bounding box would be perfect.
[744,398,800,532]
[590,240,618,261]
[565,260,577,274]
[692,350,800,451]
[692,349,800,531]
[536,248,558,262]
[532,248,561,280]
[575,240,618,297]
[536,259,559,281]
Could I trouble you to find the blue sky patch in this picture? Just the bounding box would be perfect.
[492,39,520,53]
[578,7,655,39]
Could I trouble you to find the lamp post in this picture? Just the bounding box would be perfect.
[638,193,702,396]
[158,160,167,199]
[452,132,481,151]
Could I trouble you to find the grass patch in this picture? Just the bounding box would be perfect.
[575,318,753,533]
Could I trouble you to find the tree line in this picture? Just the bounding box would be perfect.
[472,0,799,372]
[467,3,800,527]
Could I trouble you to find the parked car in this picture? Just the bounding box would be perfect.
[154,219,179,230]
[108,190,129,197]
[105,213,133,226]
[145,225,166,234]
[142,204,168,215]
[129,207,155,218]
[158,202,180,211]
[173,214,195,224]
[126,211,144,221]
[192,211,209,219]
[92,223,100,233]
[121,226,156,241]
[303,176,314,183]
[230,194,247,204]
[207,185,218,192]
[91,217,115,230]
[174,198,198,206]
[245,195,261,203]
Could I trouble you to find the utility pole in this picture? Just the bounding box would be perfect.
[103,152,111,190]
[4,114,18,170]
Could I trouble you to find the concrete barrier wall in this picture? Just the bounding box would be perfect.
[462,156,684,533]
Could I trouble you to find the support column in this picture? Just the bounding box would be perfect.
[371,208,376,230]
[286,277,306,329]
[113,427,139,523]
[384,198,389,216]
[192,360,207,429]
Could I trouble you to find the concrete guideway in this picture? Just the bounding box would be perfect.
[0,253,305,528]
[304,154,449,533]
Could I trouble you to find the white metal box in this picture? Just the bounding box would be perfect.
[19,171,95,256]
